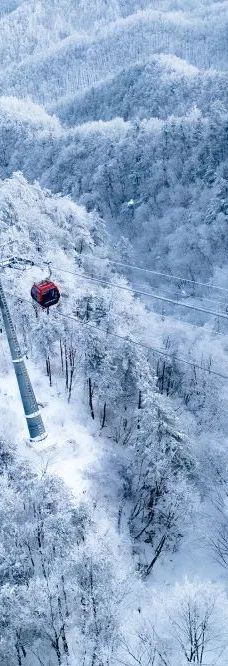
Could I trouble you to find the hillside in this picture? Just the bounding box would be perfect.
[0,95,227,288]
[0,3,226,103]
[50,55,228,125]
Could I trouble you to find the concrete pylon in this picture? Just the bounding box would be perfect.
[0,278,47,442]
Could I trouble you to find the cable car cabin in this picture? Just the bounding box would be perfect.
[31,280,60,309]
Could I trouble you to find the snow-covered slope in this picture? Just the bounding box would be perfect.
[49,54,227,125]
[0,0,124,67]
[0,173,227,665]
[1,0,224,68]
[1,172,228,665]
[0,4,227,103]
[0,95,227,290]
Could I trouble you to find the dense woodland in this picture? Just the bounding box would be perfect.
[0,1,227,665]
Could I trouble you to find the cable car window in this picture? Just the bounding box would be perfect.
[31,286,38,299]
[43,289,55,304]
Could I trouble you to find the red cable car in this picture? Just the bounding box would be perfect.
[31,280,60,308]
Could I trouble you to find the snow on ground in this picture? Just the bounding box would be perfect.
[2,296,228,666]
[0,326,226,592]
[0,332,149,619]
[0,334,102,500]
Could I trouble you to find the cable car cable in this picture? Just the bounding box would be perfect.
[6,290,228,382]
[73,252,228,294]
[32,261,228,321]
[4,267,228,340]
[53,311,228,381]
[10,256,228,316]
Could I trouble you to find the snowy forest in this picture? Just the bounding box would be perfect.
[0,1,227,664]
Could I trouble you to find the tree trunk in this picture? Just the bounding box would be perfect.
[60,339,64,372]
[61,575,69,618]
[68,368,74,402]
[57,594,69,657]
[161,362,165,394]
[26,541,35,572]
[89,378,95,419]
[101,402,106,428]
[61,626,69,656]
[46,356,52,387]
[90,566,99,638]
[138,390,142,410]
[15,642,22,666]
[64,342,68,389]
[145,534,167,576]
[137,389,142,429]
[52,636,62,666]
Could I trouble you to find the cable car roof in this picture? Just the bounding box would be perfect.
[33,280,58,292]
